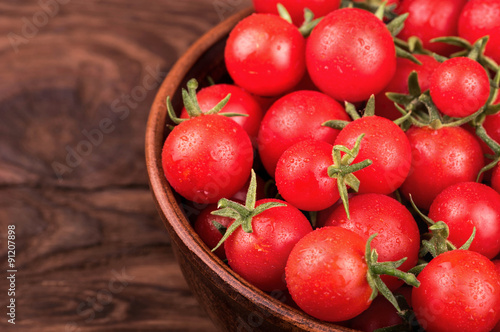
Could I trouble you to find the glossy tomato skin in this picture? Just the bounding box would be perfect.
[459,0,500,64]
[306,8,396,102]
[257,90,349,177]
[275,140,340,211]
[322,194,420,290]
[412,250,500,332]
[286,226,373,322]
[180,84,263,140]
[334,116,412,194]
[396,0,468,55]
[225,199,312,292]
[162,115,253,204]
[429,182,500,259]
[375,54,440,121]
[430,57,490,118]
[400,126,484,210]
[252,0,341,26]
[225,14,306,97]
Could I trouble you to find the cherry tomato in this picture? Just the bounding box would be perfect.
[396,0,468,56]
[286,226,373,322]
[306,8,397,102]
[334,115,412,194]
[180,84,263,141]
[400,125,484,210]
[349,295,403,332]
[483,111,500,154]
[224,199,312,292]
[252,0,341,26]
[429,181,500,259]
[375,54,440,120]
[225,13,306,97]
[322,193,420,290]
[412,250,500,332]
[162,115,253,203]
[257,90,349,177]
[194,204,232,260]
[430,57,490,118]
[275,140,340,211]
[459,0,500,64]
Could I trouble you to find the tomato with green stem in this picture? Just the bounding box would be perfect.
[322,193,420,291]
[428,181,500,259]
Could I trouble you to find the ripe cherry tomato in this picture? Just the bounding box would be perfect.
[400,125,484,210]
[412,250,500,332]
[286,226,373,322]
[322,193,420,290]
[375,54,440,120]
[257,90,349,177]
[306,8,397,102]
[429,181,500,259]
[162,114,253,203]
[430,57,490,118]
[252,0,341,26]
[483,112,500,154]
[459,0,500,64]
[194,204,232,260]
[275,140,340,211]
[334,115,412,194]
[396,0,468,55]
[225,13,306,97]
[180,84,263,141]
[224,199,312,292]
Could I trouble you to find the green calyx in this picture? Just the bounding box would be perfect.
[327,134,373,219]
[365,234,420,315]
[474,125,500,182]
[277,3,323,37]
[409,195,476,259]
[166,78,246,127]
[211,170,285,252]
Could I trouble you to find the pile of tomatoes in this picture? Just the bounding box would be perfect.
[161,0,500,331]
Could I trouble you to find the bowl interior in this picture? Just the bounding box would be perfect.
[146,7,357,332]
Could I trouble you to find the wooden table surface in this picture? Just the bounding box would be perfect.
[0,1,251,331]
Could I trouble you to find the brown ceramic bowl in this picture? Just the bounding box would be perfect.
[145,7,356,332]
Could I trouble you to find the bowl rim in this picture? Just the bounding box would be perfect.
[145,7,354,332]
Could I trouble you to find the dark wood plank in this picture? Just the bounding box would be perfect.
[0,0,252,331]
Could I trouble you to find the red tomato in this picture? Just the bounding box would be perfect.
[429,181,500,259]
[322,194,420,290]
[400,125,484,210]
[224,199,312,292]
[334,116,412,194]
[194,204,232,260]
[224,13,306,97]
[412,250,500,332]
[306,8,397,102]
[375,54,440,121]
[286,226,373,322]
[459,0,500,64]
[430,57,490,118]
[252,0,341,26]
[396,0,468,56]
[162,115,253,203]
[180,84,263,140]
[483,111,500,154]
[275,140,340,211]
[257,90,349,177]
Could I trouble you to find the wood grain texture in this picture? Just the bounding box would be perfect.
[0,0,251,331]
